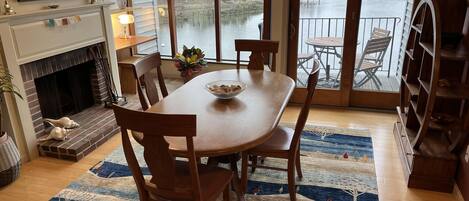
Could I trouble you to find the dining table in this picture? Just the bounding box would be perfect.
[147,69,295,199]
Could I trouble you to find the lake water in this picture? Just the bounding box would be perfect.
[156,11,264,61]
[148,0,406,66]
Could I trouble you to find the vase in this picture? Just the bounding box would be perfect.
[0,133,21,187]
[182,70,201,83]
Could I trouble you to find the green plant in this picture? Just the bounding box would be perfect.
[0,68,22,137]
[173,46,208,78]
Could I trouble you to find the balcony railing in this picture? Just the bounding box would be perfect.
[298,17,402,77]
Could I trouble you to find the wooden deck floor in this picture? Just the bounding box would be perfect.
[297,69,401,92]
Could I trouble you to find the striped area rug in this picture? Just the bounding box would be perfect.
[51,124,378,201]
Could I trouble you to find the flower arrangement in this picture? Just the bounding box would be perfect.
[174,46,207,79]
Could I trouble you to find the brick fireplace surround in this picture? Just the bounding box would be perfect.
[19,44,128,161]
[22,44,109,138]
[0,2,124,161]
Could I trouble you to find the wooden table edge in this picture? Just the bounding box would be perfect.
[169,74,296,157]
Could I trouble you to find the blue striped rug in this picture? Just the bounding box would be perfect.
[51,124,378,201]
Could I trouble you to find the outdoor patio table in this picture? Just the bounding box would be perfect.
[305,37,344,85]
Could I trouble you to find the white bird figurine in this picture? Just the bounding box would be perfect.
[37,126,69,142]
[43,117,79,129]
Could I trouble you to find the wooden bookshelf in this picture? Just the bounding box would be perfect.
[395,0,468,193]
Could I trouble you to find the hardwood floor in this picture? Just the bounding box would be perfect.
[0,105,461,201]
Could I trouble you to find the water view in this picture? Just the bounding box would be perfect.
[133,0,408,92]
[148,0,264,60]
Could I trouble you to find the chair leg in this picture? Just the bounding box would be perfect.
[223,183,231,201]
[288,158,297,201]
[251,155,258,173]
[295,148,303,179]
[355,71,373,87]
[241,152,249,196]
[371,75,381,90]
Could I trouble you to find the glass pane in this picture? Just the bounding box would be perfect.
[220,0,264,61]
[133,0,172,56]
[297,0,346,89]
[174,0,216,59]
[352,0,407,92]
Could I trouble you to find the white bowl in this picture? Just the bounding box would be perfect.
[205,80,246,99]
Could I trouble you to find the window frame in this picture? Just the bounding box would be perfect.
[130,0,272,62]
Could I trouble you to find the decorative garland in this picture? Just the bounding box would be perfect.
[44,16,81,28]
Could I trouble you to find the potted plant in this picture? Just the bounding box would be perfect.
[0,68,22,187]
[174,46,208,83]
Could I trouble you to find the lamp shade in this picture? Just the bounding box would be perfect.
[118,14,135,25]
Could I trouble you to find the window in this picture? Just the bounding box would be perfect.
[131,0,270,61]
[174,0,217,59]
[133,0,172,56]
[220,0,264,61]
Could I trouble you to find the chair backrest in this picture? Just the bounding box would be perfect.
[130,52,168,110]
[235,39,279,72]
[358,36,393,67]
[290,60,320,152]
[371,27,391,39]
[112,105,201,201]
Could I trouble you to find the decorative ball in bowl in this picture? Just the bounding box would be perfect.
[205,80,246,99]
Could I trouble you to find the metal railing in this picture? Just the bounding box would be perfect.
[298,17,402,77]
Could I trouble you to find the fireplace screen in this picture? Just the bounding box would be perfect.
[35,61,95,120]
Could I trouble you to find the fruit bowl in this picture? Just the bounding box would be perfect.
[205,80,246,99]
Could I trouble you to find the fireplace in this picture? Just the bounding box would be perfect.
[21,44,110,138]
[0,2,122,161]
[35,61,95,120]
[16,44,136,161]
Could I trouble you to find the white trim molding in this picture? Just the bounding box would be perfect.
[0,2,121,162]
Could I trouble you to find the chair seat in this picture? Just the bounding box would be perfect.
[248,126,294,158]
[298,53,315,60]
[131,131,144,145]
[145,160,233,201]
[355,60,382,70]
[117,55,145,66]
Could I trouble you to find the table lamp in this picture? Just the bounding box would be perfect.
[118,14,134,39]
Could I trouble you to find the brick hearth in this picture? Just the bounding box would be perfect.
[37,98,140,161]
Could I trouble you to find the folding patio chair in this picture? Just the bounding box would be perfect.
[335,27,392,89]
[353,36,392,90]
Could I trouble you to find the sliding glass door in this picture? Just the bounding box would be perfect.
[349,0,410,108]
[288,0,409,109]
[288,0,362,106]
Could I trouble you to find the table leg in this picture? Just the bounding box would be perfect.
[230,157,245,201]
[208,154,246,201]
[326,64,330,81]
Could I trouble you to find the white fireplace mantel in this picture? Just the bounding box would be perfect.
[0,2,121,162]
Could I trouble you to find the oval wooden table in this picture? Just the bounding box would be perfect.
[148,69,295,157]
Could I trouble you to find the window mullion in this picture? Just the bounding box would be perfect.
[263,0,272,40]
[215,0,222,61]
[167,0,178,57]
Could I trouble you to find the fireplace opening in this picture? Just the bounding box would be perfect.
[35,61,95,120]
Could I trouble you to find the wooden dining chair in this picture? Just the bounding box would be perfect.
[113,105,233,201]
[118,52,168,111]
[235,39,279,72]
[240,60,320,201]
